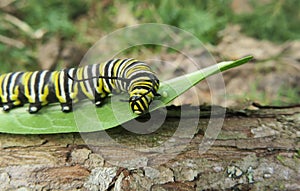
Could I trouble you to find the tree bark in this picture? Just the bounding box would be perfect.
[0,105,299,190]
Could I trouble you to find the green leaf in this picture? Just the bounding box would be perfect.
[0,56,252,134]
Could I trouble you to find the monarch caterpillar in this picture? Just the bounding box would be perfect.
[0,58,160,114]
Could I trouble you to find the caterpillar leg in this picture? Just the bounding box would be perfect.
[28,103,42,114]
[52,69,78,113]
[94,92,107,107]
[94,93,102,107]
[1,101,24,112]
[0,72,25,112]
[2,103,13,112]
[60,102,73,113]
[21,71,52,114]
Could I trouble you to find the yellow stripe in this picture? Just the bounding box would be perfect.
[78,67,94,100]
[123,60,145,76]
[69,69,78,100]
[69,69,78,101]
[110,59,123,90]
[10,73,20,105]
[99,62,108,94]
[118,59,136,79]
[0,74,7,102]
[12,84,21,106]
[39,71,49,105]
[41,84,49,106]
[130,96,149,112]
[126,65,150,77]
[101,62,111,93]
[3,74,10,103]
[96,64,103,94]
[53,71,66,103]
[11,84,19,103]
[70,82,78,101]
[23,72,34,103]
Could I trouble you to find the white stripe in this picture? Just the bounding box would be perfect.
[123,61,148,75]
[117,59,131,91]
[102,59,118,92]
[91,64,98,92]
[102,61,109,92]
[117,58,134,77]
[2,73,10,99]
[60,71,66,101]
[8,72,21,100]
[83,66,93,97]
[30,71,38,102]
[68,68,75,96]
[107,60,115,90]
[127,70,153,88]
[38,71,47,101]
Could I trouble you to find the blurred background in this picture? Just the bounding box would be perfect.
[0,0,299,108]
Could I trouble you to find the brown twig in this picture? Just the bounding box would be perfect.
[0,34,24,48]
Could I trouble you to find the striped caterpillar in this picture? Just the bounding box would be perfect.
[0,58,160,114]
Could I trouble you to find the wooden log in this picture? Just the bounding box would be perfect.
[0,105,299,190]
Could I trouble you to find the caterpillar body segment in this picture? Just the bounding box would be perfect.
[0,58,160,114]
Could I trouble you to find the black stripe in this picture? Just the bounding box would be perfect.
[104,59,116,92]
[131,85,152,92]
[131,100,143,113]
[69,69,77,93]
[129,72,157,80]
[1,75,5,98]
[27,72,32,96]
[123,60,141,72]
[94,64,100,90]
[138,96,148,111]
[63,69,70,101]
[128,75,158,90]
[15,72,24,87]
[4,73,13,102]
[16,72,25,102]
[81,65,97,97]
[42,71,51,95]
[110,60,116,88]
[57,71,62,97]
[81,65,91,97]
[6,73,14,101]
[34,71,43,103]
[87,65,94,86]
[116,59,130,90]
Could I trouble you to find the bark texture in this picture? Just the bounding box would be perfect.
[0,105,299,190]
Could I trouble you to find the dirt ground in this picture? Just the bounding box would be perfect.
[159,25,300,108]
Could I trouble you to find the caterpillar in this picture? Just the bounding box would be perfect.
[0,58,160,114]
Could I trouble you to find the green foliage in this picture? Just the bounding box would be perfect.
[1,0,297,74]
[229,81,300,107]
[234,0,300,42]
[0,44,36,73]
[0,56,252,134]
[275,86,300,106]
[0,0,90,73]
[276,154,285,164]
[124,0,299,42]
[126,0,232,43]
[296,150,300,159]
[17,0,89,38]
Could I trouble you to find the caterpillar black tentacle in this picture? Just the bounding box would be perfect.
[0,58,160,114]
[66,71,131,83]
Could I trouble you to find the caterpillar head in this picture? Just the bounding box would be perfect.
[129,87,158,115]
